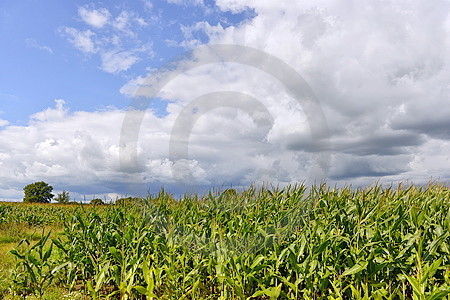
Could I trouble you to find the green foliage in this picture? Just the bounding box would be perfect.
[10,231,61,298]
[0,202,104,227]
[114,196,144,206]
[0,205,10,224]
[23,181,54,203]
[4,183,450,299]
[55,190,70,204]
[90,198,105,205]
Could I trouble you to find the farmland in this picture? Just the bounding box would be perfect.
[0,183,449,299]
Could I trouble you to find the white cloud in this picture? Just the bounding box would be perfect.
[101,50,140,73]
[63,27,97,53]
[62,6,152,74]
[31,99,68,122]
[114,11,132,32]
[0,101,124,198]
[0,93,326,200]
[215,0,250,13]
[122,0,450,189]
[136,18,148,27]
[78,7,111,28]
[175,22,225,48]
[143,1,153,10]
[112,10,149,36]
[167,0,209,8]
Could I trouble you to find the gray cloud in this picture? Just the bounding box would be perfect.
[393,118,450,141]
[333,131,426,156]
[329,154,412,180]
[390,96,450,140]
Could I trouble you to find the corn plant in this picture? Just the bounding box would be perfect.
[10,231,65,298]
[6,182,450,299]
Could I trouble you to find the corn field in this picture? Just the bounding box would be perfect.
[4,183,450,299]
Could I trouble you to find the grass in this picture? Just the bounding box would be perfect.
[0,223,58,244]
[0,183,449,299]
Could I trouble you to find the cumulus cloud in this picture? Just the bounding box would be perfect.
[0,93,324,200]
[122,0,450,188]
[31,99,68,122]
[78,6,111,28]
[0,100,124,200]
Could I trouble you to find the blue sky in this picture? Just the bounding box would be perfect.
[0,0,252,123]
[0,0,449,201]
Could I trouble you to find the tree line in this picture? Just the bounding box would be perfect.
[22,181,139,205]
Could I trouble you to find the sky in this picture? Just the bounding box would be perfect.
[0,0,449,201]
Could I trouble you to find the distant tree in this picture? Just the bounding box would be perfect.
[115,197,143,206]
[23,181,54,203]
[55,190,70,204]
[90,198,105,205]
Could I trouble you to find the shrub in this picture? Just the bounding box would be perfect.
[90,198,105,205]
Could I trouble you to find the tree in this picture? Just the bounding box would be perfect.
[23,181,54,203]
[115,197,143,206]
[90,198,105,205]
[55,190,70,204]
